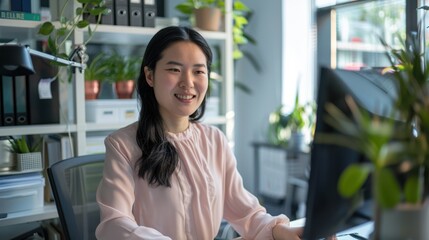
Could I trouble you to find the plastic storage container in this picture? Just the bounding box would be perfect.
[0,173,45,214]
[85,99,139,123]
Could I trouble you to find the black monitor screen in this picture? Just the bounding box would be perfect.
[303,66,397,239]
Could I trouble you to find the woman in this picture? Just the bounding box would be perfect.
[96,26,302,239]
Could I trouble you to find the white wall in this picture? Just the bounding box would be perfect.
[234,0,315,192]
[234,0,284,191]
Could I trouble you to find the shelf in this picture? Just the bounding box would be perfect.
[0,19,43,43]
[0,124,77,137]
[85,122,136,132]
[0,203,58,227]
[81,24,228,45]
[0,19,41,28]
[0,169,42,176]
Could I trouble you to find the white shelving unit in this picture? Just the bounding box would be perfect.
[0,0,234,229]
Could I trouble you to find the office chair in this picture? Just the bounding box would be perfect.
[48,153,105,240]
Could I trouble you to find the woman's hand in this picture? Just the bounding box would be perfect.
[272,224,303,240]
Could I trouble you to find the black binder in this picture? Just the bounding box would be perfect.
[27,55,60,125]
[129,0,143,27]
[0,75,2,126]
[14,75,28,125]
[1,75,15,125]
[10,0,22,11]
[114,0,129,26]
[102,0,114,25]
[143,0,156,27]
[21,0,31,13]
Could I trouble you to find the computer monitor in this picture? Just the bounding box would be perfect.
[303,66,398,239]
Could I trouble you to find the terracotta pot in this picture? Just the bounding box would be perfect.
[194,7,222,31]
[85,80,101,100]
[115,80,135,99]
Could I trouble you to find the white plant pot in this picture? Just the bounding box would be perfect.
[289,132,305,152]
[16,152,43,171]
[379,202,429,239]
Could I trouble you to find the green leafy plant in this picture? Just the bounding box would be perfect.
[108,53,142,82]
[267,91,316,146]
[84,52,111,82]
[8,137,42,154]
[319,96,413,209]
[175,0,224,14]
[319,28,429,209]
[38,0,110,61]
[175,0,255,61]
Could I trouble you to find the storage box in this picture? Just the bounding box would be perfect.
[85,99,139,123]
[0,173,45,214]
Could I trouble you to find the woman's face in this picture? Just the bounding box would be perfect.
[144,41,209,124]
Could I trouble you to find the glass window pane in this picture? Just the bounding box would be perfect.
[336,0,406,70]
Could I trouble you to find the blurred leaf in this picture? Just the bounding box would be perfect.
[338,163,371,198]
[376,168,401,208]
[404,174,422,204]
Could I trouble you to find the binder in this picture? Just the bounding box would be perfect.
[155,0,164,17]
[21,0,32,13]
[1,75,15,125]
[114,0,129,26]
[143,0,156,27]
[129,0,142,27]
[14,75,28,125]
[27,54,60,124]
[101,0,114,25]
[10,0,22,11]
[0,76,2,126]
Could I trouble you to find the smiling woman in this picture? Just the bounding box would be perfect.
[95,26,303,240]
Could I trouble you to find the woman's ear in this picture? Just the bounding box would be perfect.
[144,66,154,87]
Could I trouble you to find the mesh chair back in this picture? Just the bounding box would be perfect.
[48,154,105,240]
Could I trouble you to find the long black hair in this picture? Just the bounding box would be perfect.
[135,26,213,187]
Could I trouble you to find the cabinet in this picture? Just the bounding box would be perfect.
[0,0,234,228]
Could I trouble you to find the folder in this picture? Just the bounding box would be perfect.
[10,0,22,11]
[21,0,31,13]
[27,54,60,125]
[101,0,114,25]
[143,0,156,27]
[14,75,28,125]
[1,75,15,125]
[129,0,143,27]
[0,77,2,126]
[114,0,129,26]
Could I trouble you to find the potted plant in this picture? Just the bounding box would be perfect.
[84,52,110,99]
[267,90,316,152]
[175,0,224,31]
[109,53,141,99]
[8,137,43,172]
[175,0,253,59]
[319,26,429,239]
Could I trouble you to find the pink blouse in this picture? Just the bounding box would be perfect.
[96,122,289,239]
